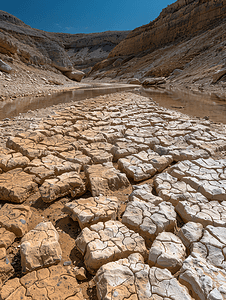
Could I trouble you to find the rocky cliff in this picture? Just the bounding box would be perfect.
[0,11,129,73]
[87,0,226,93]
[109,0,226,57]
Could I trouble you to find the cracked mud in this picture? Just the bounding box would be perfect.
[1,91,226,299]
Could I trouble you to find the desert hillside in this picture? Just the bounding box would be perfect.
[0,10,129,100]
[88,0,226,97]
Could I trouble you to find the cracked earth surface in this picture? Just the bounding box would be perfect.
[0,91,226,299]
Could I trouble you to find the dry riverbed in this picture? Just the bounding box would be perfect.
[0,91,226,299]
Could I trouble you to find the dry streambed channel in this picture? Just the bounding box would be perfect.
[0,87,226,299]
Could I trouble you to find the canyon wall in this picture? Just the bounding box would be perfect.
[109,0,226,57]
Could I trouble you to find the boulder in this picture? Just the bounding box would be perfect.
[127,78,141,85]
[142,77,166,86]
[20,222,62,273]
[64,70,85,82]
[0,59,13,73]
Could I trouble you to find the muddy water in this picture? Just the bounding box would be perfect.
[1,84,226,124]
[140,88,226,124]
[0,84,136,120]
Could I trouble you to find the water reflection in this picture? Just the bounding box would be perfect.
[1,84,226,124]
[140,88,226,124]
[0,84,135,120]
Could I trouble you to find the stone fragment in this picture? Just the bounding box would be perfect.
[20,222,62,273]
[58,150,91,168]
[0,204,31,237]
[154,172,226,227]
[6,136,48,159]
[85,163,129,197]
[0,151,30,172]
[0,227,16,249]
[64,70,85,82]
[179,255,226,300]
[0,265,84,300]
[148,232,186,273]
[129,183,163,203]
[0,248,14,284]
[122,199,176,246]
[191,225,226,270]
[142,77,166,86]
[118,150,173,181]
[94,253,193,300]
[64,196,119,229]
[25,154,81,184]
[39,172,86,202]
[73,267,87,281]
[0,168,38,203]
[177,222,203,248]
[75,220,147,274]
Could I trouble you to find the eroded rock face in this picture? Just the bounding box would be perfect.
[64,196,119,229]
[85,163,129,196]
[148,232,186,274]
[94,253,193,300]
[0,168,38,203]
[0,204,31,237]
[75,220,147,274]
[20,222,62,273]
[0,265,84,300]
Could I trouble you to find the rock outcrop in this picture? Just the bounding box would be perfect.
[0,10,129,76]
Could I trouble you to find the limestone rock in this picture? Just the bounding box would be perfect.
[39,172,86,202]
[129,183,163,203]
[64,70,85,82]
[118,150,173,181]
[191,225,226,270]
[122,199,176,247]
[94,253,193,300]
[0,59,13,73]
[85,163,129,197]
[0,265,84,300]
[75,220,147,274]
[25,154,81,184]
[0,204,31,237]
[58,150,91,169]
[0,168,38,203]
[127,78,141,85]
[154,172,226,227]
[148,232,186,274]
[20,222,62,273]
[142,77,166,86]
[177,222,203,248]
[64,196,119,229]
[179,255,226,300]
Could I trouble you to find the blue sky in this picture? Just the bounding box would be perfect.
[1,0,176,34]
